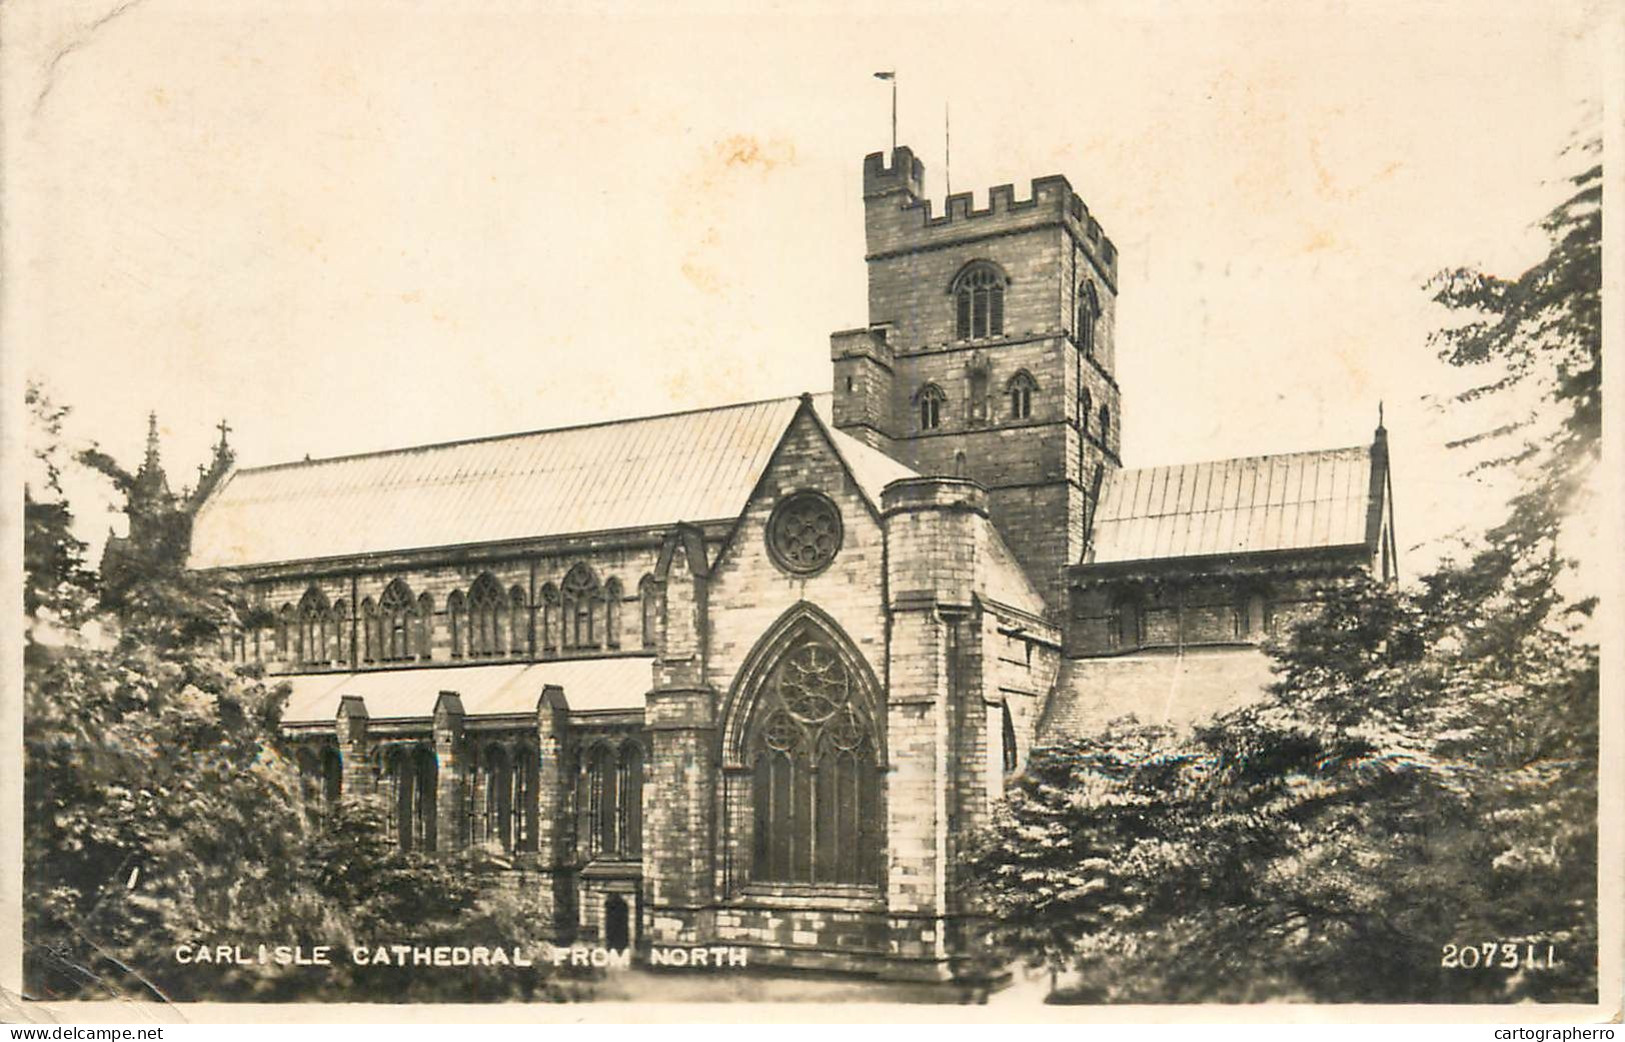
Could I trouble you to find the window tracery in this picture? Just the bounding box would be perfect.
[952,262,1006,340]
[766,492,843,575]
[748,635,881,885]
[1007,370,1037,420]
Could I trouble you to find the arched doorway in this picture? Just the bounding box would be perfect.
[604,895,631,952]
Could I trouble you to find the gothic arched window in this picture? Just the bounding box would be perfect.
[1080,386,1092,438]
[509,586,528,657]
[279,604,296,661]
[1007,370,1037,420]
[380,579,414,663]
[604,578,623,649]
[638,576,659,650]
[952,261,1006,340]
[1001,703,1019,774]
[447,591,466,659]
[416,593,434,660]
[329,600,348,664]
[915,383,945,431]
[562,564,600,650]
[298,587,329,667]
[540,583,560,654]
[468,573,505,657]
[618,741,643,858]
[748,636,882,885]
[385,743,436,852]
[1098,404,1111,443]
[1076,280,1099,357]
[587,743,619,857]
[359,598,378,664]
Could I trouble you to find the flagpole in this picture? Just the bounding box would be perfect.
[874,71,896,153]
[945,100,951,197]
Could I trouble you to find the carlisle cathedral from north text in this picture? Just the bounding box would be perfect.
[170,144,1397,983]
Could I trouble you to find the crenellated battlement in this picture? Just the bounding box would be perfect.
[862,147,1117,284]
[863,146,925,200]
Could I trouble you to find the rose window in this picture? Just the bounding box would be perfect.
[766,491,843,575]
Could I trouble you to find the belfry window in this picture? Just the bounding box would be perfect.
[916,383,945,431]
[1008,370,1037,420]
[748,636,882,886]
[952,262,1005,340]
[1077,280,1099,357]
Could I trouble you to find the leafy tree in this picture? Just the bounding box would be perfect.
[967,136,1600,1004]
[23,396,574,1003]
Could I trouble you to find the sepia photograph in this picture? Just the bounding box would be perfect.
[4,0,1617,1022]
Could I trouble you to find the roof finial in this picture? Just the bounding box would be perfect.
[144,411,161,470]
[216,418,232,451]
[1377,400,1385,431]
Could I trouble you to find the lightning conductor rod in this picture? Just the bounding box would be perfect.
[945,99,951,197]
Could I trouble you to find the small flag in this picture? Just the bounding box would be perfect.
[874,71,894,80]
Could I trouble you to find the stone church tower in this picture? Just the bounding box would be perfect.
[831,146,1123,608]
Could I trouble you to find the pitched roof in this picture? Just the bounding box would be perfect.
[1037,648,1275,742]
[190,393,917,569]
[281,658,652,725]
[1087,444,1377,565]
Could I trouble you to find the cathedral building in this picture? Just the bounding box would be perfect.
[186,145,1398,982]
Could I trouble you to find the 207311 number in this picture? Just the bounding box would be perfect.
[1441,942,1557,970]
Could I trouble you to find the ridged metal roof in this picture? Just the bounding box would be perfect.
[281,659,653,724]
[191,394,912,569]
[1088,445,1374,565]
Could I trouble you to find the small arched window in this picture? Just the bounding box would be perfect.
[638,576,659,650]
[1098,404,1111,442]
[1007,370,1037,420]
[468,574,505,657]
[1080,387,1092,437]
[276,605,293,660]
[562,564,600,650]
[359,598,378,663]
[379,579,414,663]
[329,601,349,665]
[604,578,623,649]
[915,383,946,431]
[509,586,528,657]
[1076,280,1099,357]
[416,593,434,660]
[298,587,329,667]
[952,262,1006,340]
[1001,702,1019,774]
[447,591,466,658]
[540,584,560,654]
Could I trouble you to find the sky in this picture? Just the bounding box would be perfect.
[4,0,1605,574]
